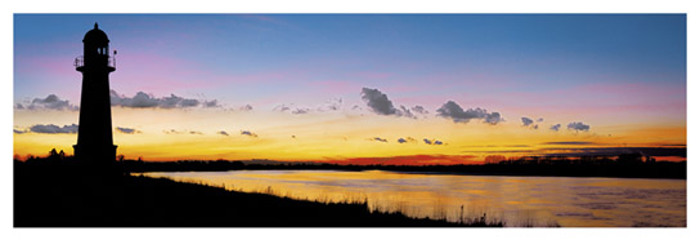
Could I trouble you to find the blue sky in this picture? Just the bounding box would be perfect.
[13,14,687,161]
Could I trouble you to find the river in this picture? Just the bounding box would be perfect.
[142,170,686,227]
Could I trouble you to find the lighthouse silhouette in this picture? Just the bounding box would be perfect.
[73,23,117,165]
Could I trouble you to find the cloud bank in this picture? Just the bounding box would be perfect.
[16,94,78,111]
[29,124,79,134]
[110,90,209,109]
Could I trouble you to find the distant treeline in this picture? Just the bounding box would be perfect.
[17,150,686,179]
[121,152,685,179]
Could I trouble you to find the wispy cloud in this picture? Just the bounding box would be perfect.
[550,124,562,131]
[241,130,258,137]
[239,104,253,111]
[202,100,219,108]
[163,129,183,135]
[116,127,141,134]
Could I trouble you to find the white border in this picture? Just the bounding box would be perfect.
[3,1,696,243]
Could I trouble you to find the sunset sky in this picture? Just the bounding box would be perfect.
[13,14,686,163]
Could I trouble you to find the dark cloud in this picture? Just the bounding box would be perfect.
[29,124,79,134]
[533,124,539,130]
[14,129,27,134]
[423,138,432,145]
[110,90,209,109]
[361,87,399,116]
[17,94,78,111]
[521,117,534,126]
[218,131,230,136]
[241,130,258,137]
[567,122,590,132]
[436,101,503,125]
[398,137,417,143]
[537,118,544,122]
[116,127,140,134]
[360,88,422,118]
[484,112,503,125]
[434,140,444,145]
[189,131,203,135]
[373,137,388,142]
[550,124,562,132]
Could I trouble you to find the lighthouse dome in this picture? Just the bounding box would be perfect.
[83,23,109,45]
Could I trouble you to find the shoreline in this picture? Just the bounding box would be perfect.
[124,160,687,180]
[14,163,505,227]
[140,168,688,180]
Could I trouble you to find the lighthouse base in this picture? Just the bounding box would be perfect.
[73,144,118,167]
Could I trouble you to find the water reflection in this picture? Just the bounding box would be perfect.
[143,170,686,227]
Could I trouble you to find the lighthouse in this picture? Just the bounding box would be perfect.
[73,23,117,165]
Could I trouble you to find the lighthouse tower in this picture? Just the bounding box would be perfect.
[73,23,117,165]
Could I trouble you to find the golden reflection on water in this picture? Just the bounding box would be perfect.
[143,170,686,227]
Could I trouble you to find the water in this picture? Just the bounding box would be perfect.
[142,170,686,227]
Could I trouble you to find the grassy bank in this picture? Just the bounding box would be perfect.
[14,163,503,227]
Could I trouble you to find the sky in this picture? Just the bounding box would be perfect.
[13,14,687,163]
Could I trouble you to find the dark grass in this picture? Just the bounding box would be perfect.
[14,162,503,227]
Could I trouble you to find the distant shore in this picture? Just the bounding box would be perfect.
[120,157,686,180]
